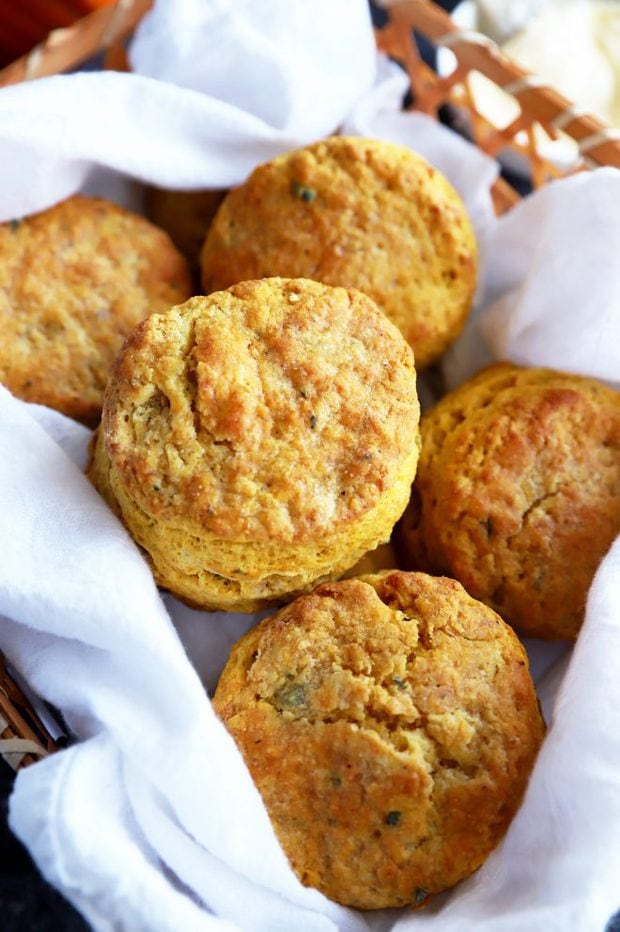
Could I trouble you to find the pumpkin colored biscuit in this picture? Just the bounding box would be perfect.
[200,136,477,370]
[144,186,226,272]
[213,571,544,908]
[398,363,620,640]
[88,278,420,611]
[0,195,192,425]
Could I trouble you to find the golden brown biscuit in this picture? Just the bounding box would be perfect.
[341,540,399,579]
[213,570,544,909]
[88,278,420,612]
[397,363,620,640]
[200,136,477,370]
[144,186,226,272]
[0,196,192,425]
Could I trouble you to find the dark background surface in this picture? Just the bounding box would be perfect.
[1,1,618,930]
[0,756,88,931]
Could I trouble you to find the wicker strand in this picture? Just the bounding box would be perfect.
[386,0,620,179]
[578,128,620,154]
[0,0,152,88]
[0,655,57,771]
[551,106,587,131]
[434,28,495,50]
[501,75,546,96]
[0,736,47,757]
[100,0,137,48]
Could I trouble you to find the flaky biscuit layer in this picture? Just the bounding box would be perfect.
[89,278,420,610]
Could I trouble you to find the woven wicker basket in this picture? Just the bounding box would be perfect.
[0,0,619,772]
[0,655,58,769]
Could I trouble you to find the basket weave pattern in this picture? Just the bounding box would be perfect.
[377,0,620,213]
[0,657,56,770]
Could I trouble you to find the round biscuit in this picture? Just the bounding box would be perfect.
[88,277,420,611]
[0,196,192,424]
[200,136,477,370]
[213,570,544,908]
[398,363,620,640]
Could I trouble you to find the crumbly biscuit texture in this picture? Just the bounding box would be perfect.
[89,278,420,610]
[213,571,544,909]
[398,363,620,640]
[0,196,192,424]
[201,136,477,369]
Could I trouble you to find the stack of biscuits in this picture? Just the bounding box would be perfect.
[3,135,618,910]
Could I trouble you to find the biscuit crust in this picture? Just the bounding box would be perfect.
[144,186,226,272]
[200,136,477,369]
[0,196,192,424]
[89,278,420,610]
[398,364,620,640]
[213,571,544,909]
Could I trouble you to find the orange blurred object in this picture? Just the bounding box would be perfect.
[0,0,116,66]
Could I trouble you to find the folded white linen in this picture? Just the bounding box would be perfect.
[479,169,620,388]
[0,0,376,223]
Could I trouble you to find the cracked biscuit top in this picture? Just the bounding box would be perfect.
[213,571,544,909]
[398,363,620,640]
[0,195,192,424]
[101,278,419,543]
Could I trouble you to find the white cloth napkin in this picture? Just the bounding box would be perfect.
[0,2,619,931]
[0,0,375,222]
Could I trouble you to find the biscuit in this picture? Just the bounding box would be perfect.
[144,186,226,272]
[213,570,544,909]
[200,136,477,369]
[88,278,420,612]
[397,363,620,640]
[341,541,398,579]
[0,196,192,425]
